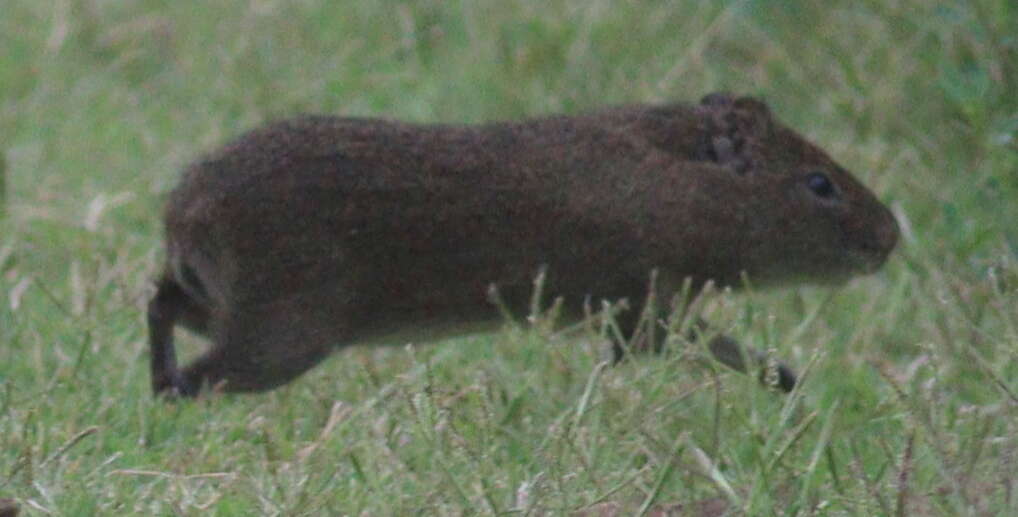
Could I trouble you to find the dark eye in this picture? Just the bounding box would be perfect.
[805,172,837,199]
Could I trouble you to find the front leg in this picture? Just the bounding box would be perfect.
[612,307,797,392]
[693,319,797,392]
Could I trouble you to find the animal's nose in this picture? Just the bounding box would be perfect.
[875,206,900,255]
[855,204,899,270]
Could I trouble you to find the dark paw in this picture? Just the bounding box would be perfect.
[747,354,798,393]
[771,363,798,393]
[152,371,199,399]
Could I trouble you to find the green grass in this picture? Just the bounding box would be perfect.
[2,0,1018,514]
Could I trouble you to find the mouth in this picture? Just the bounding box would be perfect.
[847,247,892,275]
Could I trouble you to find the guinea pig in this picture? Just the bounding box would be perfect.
[147,92,898,397]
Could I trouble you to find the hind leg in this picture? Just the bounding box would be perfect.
[148,276,208,397]
[178,304,340,393]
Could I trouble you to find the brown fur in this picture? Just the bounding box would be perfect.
[0,499,18,517]
[148,93,898,396]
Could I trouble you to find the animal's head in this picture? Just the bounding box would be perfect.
[687,92,899,286]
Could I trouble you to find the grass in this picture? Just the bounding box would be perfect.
[2,0,1017,514]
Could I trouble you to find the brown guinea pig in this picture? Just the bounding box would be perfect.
[148,92,898,397]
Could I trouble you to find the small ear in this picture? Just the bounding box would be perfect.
[695,92,773,174]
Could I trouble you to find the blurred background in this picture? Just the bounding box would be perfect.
[1,1,1017,514]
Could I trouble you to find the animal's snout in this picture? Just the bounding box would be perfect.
[858,205,900,270]
[875,206,900,257]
